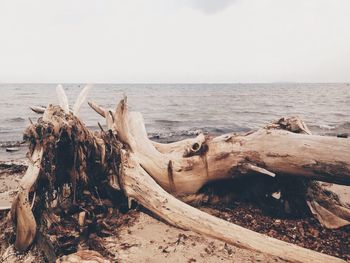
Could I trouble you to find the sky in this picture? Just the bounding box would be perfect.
[0,0,349,83]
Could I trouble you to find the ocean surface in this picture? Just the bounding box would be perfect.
[0,83,349,160]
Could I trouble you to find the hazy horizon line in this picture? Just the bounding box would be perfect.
[1,82,350,85]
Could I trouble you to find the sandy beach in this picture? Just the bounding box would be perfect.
[1,160,349,262]
[0,162,281,263]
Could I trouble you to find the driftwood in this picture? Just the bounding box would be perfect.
[3,85,350,262]
[112,101,350,192]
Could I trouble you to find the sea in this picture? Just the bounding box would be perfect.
[0,83,349,161]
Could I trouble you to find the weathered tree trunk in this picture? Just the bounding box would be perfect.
[6,87,350,262]
[90,98,350,262]
[91,99,350,195]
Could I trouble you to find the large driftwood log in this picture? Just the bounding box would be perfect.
[90,98,350,195]
[89,98,350,262]
[6,86,350,262]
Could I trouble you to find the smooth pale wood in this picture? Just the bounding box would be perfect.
[11,145,43,251]
[88,101,115,130]
[13,190,37,251]
[56,84,70,114]
[73,84,92,116]
[113,99,350,195]
[120,151,345,263]
[88,101,106,117]
[19,146,43,189]
[308,201,350,229]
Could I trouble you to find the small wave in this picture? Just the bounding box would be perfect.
[5,117,26,123]
[234,110,272,116]
[318,124,336,130]
[148,125,250,141]
[310,121,350,136]
[205,127,245,134]
[333,113,349,117]
[148,129,203,141]
[336,121,350,130]
[154,119,181,124]
[318,122,350,131]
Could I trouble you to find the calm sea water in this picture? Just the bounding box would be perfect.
[0,83,349,160]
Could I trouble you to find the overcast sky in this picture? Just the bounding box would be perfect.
[0,0,349,83]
